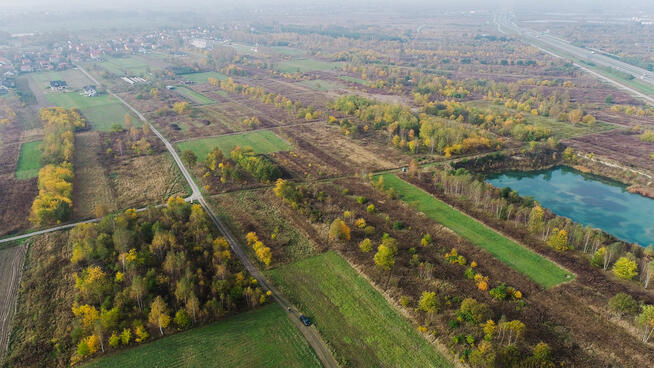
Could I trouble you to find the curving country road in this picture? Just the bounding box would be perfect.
[75,64,340,368]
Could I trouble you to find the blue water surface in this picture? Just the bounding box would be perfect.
[487,166,654,246]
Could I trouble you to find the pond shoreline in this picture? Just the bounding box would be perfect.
[487,166,654,247]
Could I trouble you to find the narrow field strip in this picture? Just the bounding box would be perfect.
[176,130,292,161]
[174,85,215,105]
[266,251,452,368]
[82,304,321,368]
[15,141,42,179]
[378,173,572,288]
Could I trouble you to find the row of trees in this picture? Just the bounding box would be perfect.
[30,108,86,226]
[218,78,322,121]
[68,197,269,364]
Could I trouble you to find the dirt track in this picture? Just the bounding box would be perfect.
[0,243,27,356]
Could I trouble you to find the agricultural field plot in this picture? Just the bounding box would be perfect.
[3,232,74,368]
[565,129,654,172]
[179,71,229,84]
[81,304,321,368]
[0,177,37,237]
[276,59,343,73]
[0,242,26,356]
[96,56,154,76]
[377,173,572,288]
[72,132,117,219]
[29,69,94,90]
[210,190,317,264]
[45,93,139,131]
[14,140,42,180]
[176,130,292,161]
[278,124,407,174]
[298,79,345,91]
[266,251,452,368]
[269,46,306,56]
[109,153,189,209]
[468,100,616,139]
[173,85,215,105]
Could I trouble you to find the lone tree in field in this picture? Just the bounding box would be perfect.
[173,101,190,115]
[613,256,638,280]
[329,218,351,243]
[527,205,544,235]
[418,291,439,320]
[181,150,197,167]
[374,235,398,288]
[149,296,171,336]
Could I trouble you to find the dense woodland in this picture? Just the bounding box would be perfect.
[7,198,269,367]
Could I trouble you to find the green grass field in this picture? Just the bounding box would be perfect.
[173,86,215,105]
[378,173,572,288]
[266,251,452,368]
[467,101,615,139]
[298,79,344,91]
[270,46,306,56]
[176,130,292,161]
[45,93,139,131]
[15,141,42,179]
[179,72,229,84]
[82,304,321,368]
[30,69,93,90]
[97,56,152,75]
[276,59,342,73]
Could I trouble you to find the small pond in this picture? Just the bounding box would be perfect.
[487,166,654,246]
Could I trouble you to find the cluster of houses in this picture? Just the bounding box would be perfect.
[48,80,97,97]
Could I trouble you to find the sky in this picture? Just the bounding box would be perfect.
[1,0,653,12]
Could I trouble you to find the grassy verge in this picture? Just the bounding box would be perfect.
[174,85,215,105]
[176,130,292,161]
[266,251,452,368]
[15,141,42,179]
[378,173,572,288]
[82,304,321,368]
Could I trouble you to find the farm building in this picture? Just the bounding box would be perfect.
[82,85,97,97]
[49,80,67,91]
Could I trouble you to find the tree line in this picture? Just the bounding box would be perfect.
[30,107,86,226]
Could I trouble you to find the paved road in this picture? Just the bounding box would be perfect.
[494,13,654,105]
[75,64,339,368]
[0,217,101,244]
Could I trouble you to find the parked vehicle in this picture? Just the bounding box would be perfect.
[299,315,312,326]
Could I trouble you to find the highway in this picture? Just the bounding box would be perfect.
[494,13,654,105]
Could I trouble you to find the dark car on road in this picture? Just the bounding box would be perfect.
[299,315,312,326]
